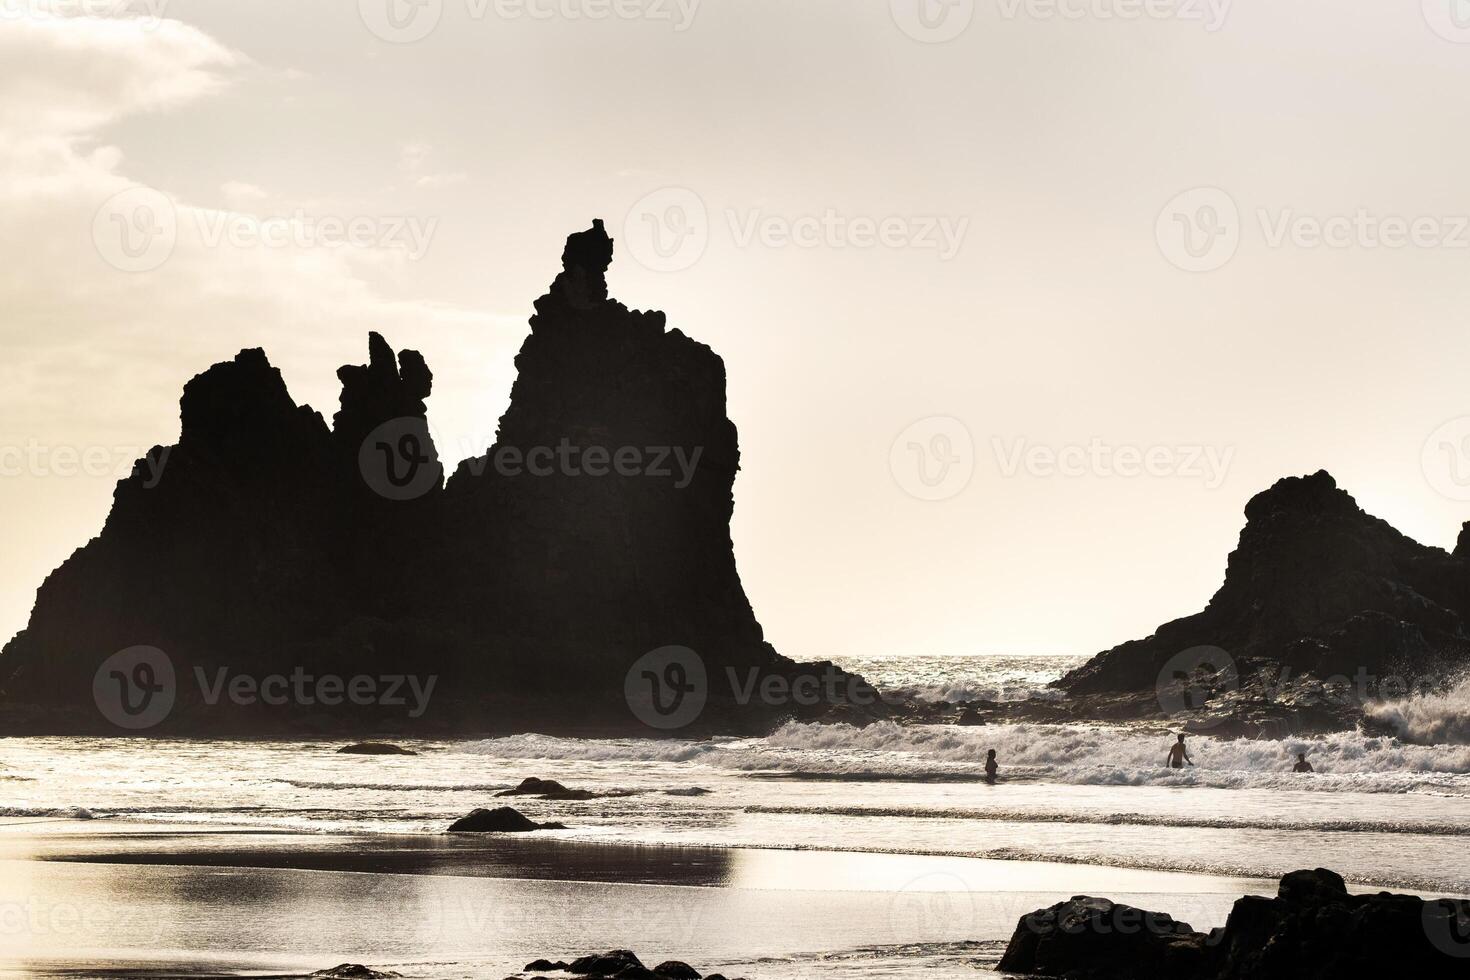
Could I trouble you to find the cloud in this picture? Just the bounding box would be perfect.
[0,5,514,650]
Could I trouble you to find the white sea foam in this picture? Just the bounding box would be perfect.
[1366,676,1470,745]
[455,720,1470,795]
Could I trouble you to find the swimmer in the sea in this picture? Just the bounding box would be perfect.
[1166,733,1194,769]
[984,748,998,784]
[1292,752,1314,773]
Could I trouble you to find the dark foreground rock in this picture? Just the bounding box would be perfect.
[998,868,1470,979]
[336,742,417,755]
[310,967,401,980]
[447,806,566,833]
[518,950,739,979]
[497,776,596,800]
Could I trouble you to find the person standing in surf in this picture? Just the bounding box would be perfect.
[984,749,998,784]
[1167,733,1194,769]
[1292,752,1314,773]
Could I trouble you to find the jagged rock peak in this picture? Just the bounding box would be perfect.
[179,347,308,451]
[1456,522,1470,561]
[537,219,615,314]
[1242,469,1353,521]
[333,332,434,449]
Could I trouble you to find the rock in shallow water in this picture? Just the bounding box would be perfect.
[336,742,417,755]
[310,967,401,979]
[998,868,1470,980]
[447,806,566,832]
[519,950,730,979]
[497,776,596,800]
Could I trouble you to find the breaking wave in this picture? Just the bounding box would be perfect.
[456,721,1470,795]
[1366,676,1470,745]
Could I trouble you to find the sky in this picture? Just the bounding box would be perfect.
[4,1,1470,663]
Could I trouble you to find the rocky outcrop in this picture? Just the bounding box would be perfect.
[519,950,739,980]
[1048,471,1470,731]
[0,222,878,735]
[998,868,1470,979]
[497,776,596,800]
[996,895,1209,978]
[336,742,417,755]
[447,806,566,833]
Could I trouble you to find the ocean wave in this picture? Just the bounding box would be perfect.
[0,806,97,819]
[744,804,1470,836]
[451,721,1470,795]
[1366,676,1470,745]
[744,721,1470,787]
[888,681,1066,704]
[457,733,726,763]
[276,778,517,792]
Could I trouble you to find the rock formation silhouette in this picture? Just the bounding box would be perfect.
[0,221,872,735]
[997,868,1470,979]
[1050,470,1470,731]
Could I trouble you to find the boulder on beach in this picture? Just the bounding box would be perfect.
[497,776,596,800]
[447,806,566,833]
[310,966,401,980]
[336,742,417,756]
[995,895,1208,979]
[997,867,1470,980]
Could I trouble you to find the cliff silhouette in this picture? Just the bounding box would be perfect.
[0,222,873,735]
[1048,470,1470,733]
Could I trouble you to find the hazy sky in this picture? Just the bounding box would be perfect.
[5,1,1470,662]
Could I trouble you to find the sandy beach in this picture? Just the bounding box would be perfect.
[1,817,1282,980]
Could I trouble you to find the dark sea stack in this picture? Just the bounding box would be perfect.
[1055,470,1470,722]
[998,869,1470,980]
[0,348,347,721]
[0,221,868,735]
[436,218,782,702]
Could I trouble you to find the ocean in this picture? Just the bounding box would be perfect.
[3,654,1470,978]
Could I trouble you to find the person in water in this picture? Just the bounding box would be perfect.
[1293,752,1314,773]
[1166,733,1194,769]
[984,748,998,784]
